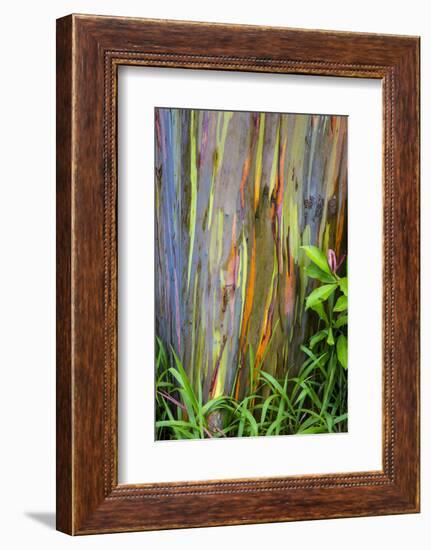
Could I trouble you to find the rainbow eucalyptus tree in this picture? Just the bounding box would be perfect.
[155,108,347,404]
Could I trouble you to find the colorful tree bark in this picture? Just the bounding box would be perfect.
[155,108,347,403]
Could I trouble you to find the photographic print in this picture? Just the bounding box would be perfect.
[155,107,348,441]
[56,16,420,533]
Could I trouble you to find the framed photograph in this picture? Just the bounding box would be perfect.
[56,14,420,534]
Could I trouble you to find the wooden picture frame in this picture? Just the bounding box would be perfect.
[56,14,420,535]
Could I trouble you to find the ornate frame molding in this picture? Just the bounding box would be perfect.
[57,14,419,534]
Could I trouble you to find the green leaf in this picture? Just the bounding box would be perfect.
[333,314,348,328]
[297,425,328,435]
[155,420,195,429]
[239,405,259,437]
[169,347,201,433]
[333,295,347,312]
[260,371,295,415]
[337,334,348,369]
[301,245,332,274]
[305,284,337,310]
[310,301,329,324]
[339,277,348,296]
[324,412,334,433]
[156,336,169,370]
[310,330,328,349]
[327,326,335,346]
[296,351,328,383]
[260,394,278,427]
[170,348,198,409]
[202,396,231,416]
[297,415,321,433]
[334,413,348,425]
[266,413,293,436]
[321,351,337,414]
[305,264,336,283]
[297,380,322,409]
[300,345,318,361]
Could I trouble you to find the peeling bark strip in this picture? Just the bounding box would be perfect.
[155,108,347,405]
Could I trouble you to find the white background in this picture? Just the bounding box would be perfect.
[118,68,382,483]
[0,1,427,548]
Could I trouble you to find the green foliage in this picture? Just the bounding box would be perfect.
[301,245,332,275]
[156,247,347,439]
[305,283,337,310]
[300,245,348,427]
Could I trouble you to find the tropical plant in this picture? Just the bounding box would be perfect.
[299,245,348,431]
